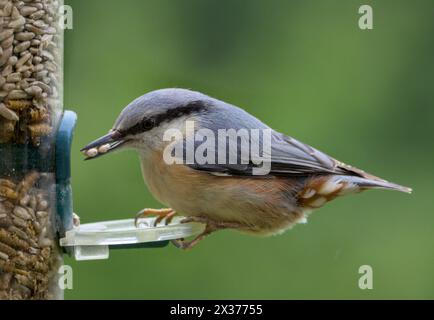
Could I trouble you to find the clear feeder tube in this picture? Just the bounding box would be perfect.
[0,0,63,300]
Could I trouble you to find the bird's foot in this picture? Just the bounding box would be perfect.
[171,217,243,250]
[134,208,177,227]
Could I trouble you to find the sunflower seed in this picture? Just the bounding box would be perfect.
[98,144,111,154]
[14,41,31,54]
[3,2,12,17]
[32,20,47,29]
[0,251,8,261]
[13,206,32,220]
[1,64,12,76]
[0,29,13,42]
[24,23,43,34]
[7,89,28,99]
[1,35,14,49]
[11,6,21,20]
[7,56,18,66]
[0,47,12,67]
[15,31,34,41]
[0,103,18,121]
[19,195,30,207]
[6,72,21,82]
[86,148,99,158]
[24,85,42,96]
[12,216,27,228]
[36,200,48,211]
[2,83,16,91]
[32,55,41,64]
[38,238,51,248]
[29,10,44,20]
[8,226,29,241]
[8,16,25,29]
[20,6,37,17]
[15,52,32,67]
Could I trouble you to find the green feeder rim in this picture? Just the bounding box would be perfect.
[55,110,77,236]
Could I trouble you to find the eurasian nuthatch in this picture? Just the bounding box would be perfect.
[81,88,411,249]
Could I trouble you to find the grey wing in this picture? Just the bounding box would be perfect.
[187,130,350,177]
[267,132,348,176]
[184,99,356,177]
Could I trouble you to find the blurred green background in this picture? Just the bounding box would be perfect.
[63,0,434,299]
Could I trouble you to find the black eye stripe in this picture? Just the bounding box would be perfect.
[122,100,208,136]
[156,101,207,123]
[121,119,149,136]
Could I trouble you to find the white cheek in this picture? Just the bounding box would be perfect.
[136,116,193,151]
[157,116,191,133]
[144,116,194,149]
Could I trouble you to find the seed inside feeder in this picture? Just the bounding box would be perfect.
[0,172,60,300]
[0,0,64,300]
[0,0,62,146]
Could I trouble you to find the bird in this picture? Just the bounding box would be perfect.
[81,88,412,250]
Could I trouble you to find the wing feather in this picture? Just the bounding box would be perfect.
[186,130,353,178]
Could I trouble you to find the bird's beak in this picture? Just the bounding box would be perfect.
[80,130,127,160]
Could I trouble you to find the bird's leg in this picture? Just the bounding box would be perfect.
[172,217,244,250]
[134,208,177,227]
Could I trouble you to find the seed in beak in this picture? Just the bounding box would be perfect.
[85,148,98,158]
[98,144,110,154]
[83,143,111,158]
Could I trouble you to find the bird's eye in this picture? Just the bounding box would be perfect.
[142,118,155,130]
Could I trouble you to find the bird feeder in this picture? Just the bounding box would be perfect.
[0,0,203,300]
[0,0,65,300]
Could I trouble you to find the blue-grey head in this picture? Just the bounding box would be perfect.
[81,88,252,159]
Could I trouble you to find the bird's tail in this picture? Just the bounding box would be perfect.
[297,173,411,210]
[331,175,412,194]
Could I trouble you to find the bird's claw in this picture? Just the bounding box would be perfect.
[170,238,201,250]
[171,238,186,249]
[134,208,176,227]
